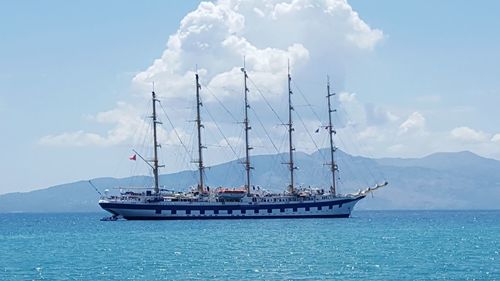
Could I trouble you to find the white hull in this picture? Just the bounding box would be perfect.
[99,195,364,220]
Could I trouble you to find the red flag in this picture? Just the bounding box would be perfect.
[129,154,136,161]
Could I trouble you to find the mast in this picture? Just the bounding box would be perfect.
[326,76,337,196]
[195,73,205,193]
[287,63,296,194]
[151,90,160,194]
[241,64,252,195]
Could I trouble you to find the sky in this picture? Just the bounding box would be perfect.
[1,0,499,194]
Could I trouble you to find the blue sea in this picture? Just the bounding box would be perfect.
[0,210,498,280]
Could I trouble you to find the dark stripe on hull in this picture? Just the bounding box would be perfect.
[122,214,350,220]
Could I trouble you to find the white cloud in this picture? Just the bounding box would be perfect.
[365,103,399,125]
[132,0,383,103]
[399,112,425,134]
[39,131,106,147]
[39,102,146,147]
[492,134,500,142]
[451,126,489,143]
[336,102,500,159]
[357,126,381,141]
[41,0,384,151]
[36,1,500,161]
[343,11,383,50]
[338,92,356,103]
[253,7,265,18]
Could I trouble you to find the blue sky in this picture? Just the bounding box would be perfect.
[348,0,500,131]
[1,0,499,194]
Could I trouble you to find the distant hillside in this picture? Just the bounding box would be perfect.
[375,151,500,178]
[1,150,499,212]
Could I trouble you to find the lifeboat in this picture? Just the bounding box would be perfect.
[216,188,247,200]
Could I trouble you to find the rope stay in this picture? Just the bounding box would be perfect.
[129,70,387,193]
[201,83,239,123]
[336,103,387,183]
[247,76,285,125]
[202,105,241,161]
[290,77,386,188]
[157,101,191,158]
[292,80,324,124]
[245,73,290,171]
[291,80,329,162]
[248,106,287,164]
[294,109,324,159]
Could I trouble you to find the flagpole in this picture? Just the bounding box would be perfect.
[132,149,154,170]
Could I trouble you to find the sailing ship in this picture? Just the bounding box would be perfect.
[99,66,387,220]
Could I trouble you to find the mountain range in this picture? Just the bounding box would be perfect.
[1,150,499,213]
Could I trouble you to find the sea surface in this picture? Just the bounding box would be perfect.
[0,210,498,281]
